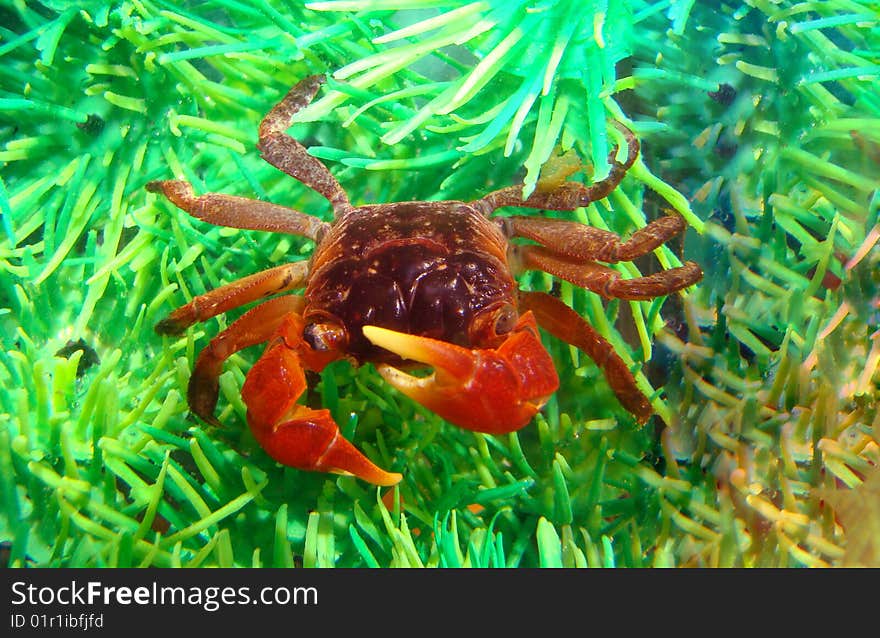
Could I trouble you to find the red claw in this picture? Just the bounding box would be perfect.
[363,312,559,434]
[242,315,402,487]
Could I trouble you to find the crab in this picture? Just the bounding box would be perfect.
[148,75,703,486]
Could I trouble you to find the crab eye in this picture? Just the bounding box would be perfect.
[492,304,517,336]
[303,321,347,351]
[468,302,519,346]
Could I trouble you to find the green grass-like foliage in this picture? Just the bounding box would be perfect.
[1,0,878,567]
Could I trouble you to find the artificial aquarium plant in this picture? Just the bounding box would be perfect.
[1,0,878,567]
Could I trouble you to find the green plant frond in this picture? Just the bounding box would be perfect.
[2,0,879,569]
[300,1,638,193]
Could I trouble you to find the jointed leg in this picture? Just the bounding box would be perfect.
[518,290,653,424]
[257,75,351,215]
[514,245,702,301]
[475,121,638,214]
[156,261,309,335]
[507,214,687,263]
[187,295,305,425]
[146,180,329,239]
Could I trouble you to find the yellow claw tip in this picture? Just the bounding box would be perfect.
[336,467,402,487]
[362,325,472,376]
[361,324,391,343]
[362,325,432,363]
[378,472,403,487]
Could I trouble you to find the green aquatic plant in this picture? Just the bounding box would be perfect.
[1,0,878,568]
[629,0,880,566]
[302,0,635,195]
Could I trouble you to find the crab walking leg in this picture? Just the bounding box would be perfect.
[362,312,559,434]
[187,295,305,425]
[146,180,329,239]
[515,245,703,300]
[507,214,688,263]
[155,261,309,335]
[258,75,351,215]
[518,291,654,424]
[475,122,639,213]
[242,313,401,486]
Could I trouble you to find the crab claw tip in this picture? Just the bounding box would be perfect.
[374,363,433,394]
[361,325,427,361]
[362,325,472,377]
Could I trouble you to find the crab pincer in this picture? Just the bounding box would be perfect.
[241,314,402,486]
[363,312,559,434]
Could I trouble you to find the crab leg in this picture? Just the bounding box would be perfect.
[475,122,638,214]
[362,312,559,434]
[507,214,688,263]
[242,313,402,486]
[185,295,305,425]
[146,180,329,239]
[258,75,352,215]
[518,291,654,424]
[155,261,310,335]
[515,245,702,300]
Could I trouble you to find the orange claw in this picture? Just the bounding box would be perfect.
[242,315,402,487]
[363,311,559,434]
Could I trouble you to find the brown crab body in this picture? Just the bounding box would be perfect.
[303,202,516,361]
